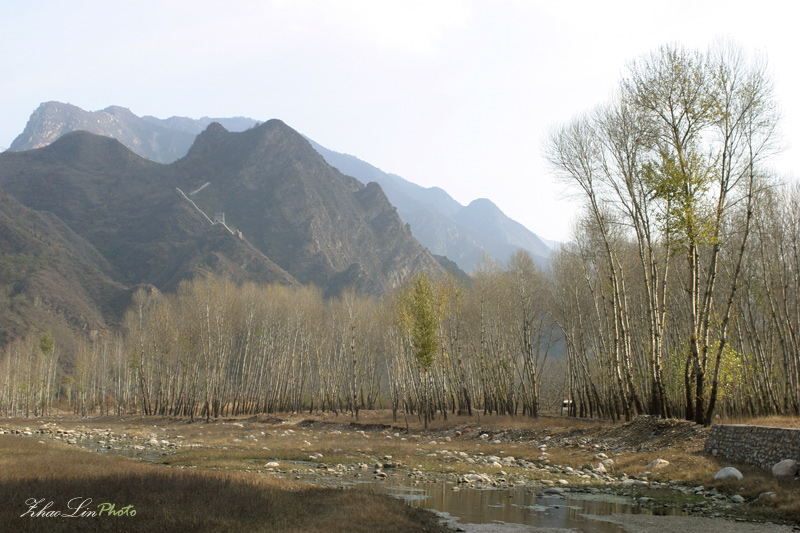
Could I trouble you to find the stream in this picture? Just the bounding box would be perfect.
[293,469,686,532]
[383,482,681,532]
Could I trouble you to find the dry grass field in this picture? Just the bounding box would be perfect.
[0,431,448,532]
[1,411,798,530]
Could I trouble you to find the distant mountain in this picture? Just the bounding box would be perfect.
[9,101,259,164]
[10,101,553,272]
[306,141,551,271]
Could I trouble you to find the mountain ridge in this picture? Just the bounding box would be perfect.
[9,102,553,273]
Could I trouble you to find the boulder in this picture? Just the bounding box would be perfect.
[713,467,743,481]
[772,459,798,478]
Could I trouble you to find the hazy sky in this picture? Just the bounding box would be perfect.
[2,1,798,242]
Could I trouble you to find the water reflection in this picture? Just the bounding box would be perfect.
[383,482,664,532]
[294,469,686,532]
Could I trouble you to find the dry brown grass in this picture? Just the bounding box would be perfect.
[0,434,449,532]
[716,414,800,429]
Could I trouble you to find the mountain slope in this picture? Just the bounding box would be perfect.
[173,120,443,295]
[0,184,128,352]
[0,131,299,293]
[1,122,441,299]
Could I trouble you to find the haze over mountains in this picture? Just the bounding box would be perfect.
[9,102,551,272]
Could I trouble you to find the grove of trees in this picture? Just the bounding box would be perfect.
[547,42,796,424]
[0,257,559,422]
[1,42,798,425]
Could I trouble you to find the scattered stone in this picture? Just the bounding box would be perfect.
[755,491,776,503]
[714,467,743,481]
[772,459,798,478]
[647,458,670,471]
[459,473,491,484]
[730,495,745,503]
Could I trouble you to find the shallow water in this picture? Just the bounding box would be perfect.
[380,481,682,532]
[296,468,685,532]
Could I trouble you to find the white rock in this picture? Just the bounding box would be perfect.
[772,459,798,478]
[265,461,280,468]
[731,495,745,503]
[647,459,670,471]
[714,467,743,481]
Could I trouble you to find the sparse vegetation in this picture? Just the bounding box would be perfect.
[0,432,449,533]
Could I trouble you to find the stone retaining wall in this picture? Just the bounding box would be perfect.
[704,424,800,470]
